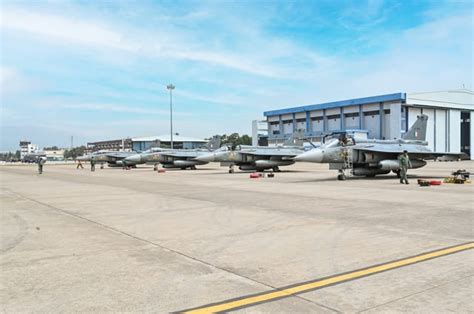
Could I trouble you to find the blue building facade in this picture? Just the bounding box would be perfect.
[264,93,406,144]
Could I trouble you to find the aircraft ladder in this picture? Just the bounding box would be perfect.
[342,147,353,177]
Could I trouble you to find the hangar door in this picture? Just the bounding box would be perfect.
[461,112,470,157]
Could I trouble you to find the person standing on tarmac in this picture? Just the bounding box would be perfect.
[90,156,96,172]
[76,160,84,169]
[37,157,46,174]
[398,150,412,184]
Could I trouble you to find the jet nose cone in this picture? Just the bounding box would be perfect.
[124,154,141,164]
[294,149,323,163]
[195,153,215,162]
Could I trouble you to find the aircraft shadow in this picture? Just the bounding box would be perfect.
[291,175,448,183]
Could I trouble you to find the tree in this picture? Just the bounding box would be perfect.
[215,133,252,149]
[64,146,86,159]
[44,146,59,150]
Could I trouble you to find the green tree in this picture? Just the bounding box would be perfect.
[44,146,59,150]
[216,133,252,149]
[64,146,87,159]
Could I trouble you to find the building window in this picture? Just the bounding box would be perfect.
[363,110,379,117]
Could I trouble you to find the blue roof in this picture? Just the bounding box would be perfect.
[263,93,406,116]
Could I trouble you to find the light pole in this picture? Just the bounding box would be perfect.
[166,84,175,149]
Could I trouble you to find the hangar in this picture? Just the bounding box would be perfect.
[263,89,473,159]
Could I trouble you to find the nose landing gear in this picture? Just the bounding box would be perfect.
[337,170,346,181]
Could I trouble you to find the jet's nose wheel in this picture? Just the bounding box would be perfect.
[272,166,281,172]
[393,170,401,178]
[337,170,346,181]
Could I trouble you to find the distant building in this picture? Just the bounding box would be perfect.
[87,138,132,152]
[19,141,38,159]
[86,135,208,152]
[44,149,65,161]
[131,135,208,152]
[251,120,268,146]
[263,89,473,159]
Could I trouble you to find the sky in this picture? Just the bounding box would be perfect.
[1,0,473,151]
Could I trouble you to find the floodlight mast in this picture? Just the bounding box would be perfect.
[166,84,175,149]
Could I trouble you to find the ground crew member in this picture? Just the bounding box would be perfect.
[90,157,96,172]
[398,150,412,184]
[76,160,84,169]
[37,157,45,174]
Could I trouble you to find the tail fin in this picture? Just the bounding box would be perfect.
[206,135,221,150]
[403,114,428,141]
[284,129,305,146]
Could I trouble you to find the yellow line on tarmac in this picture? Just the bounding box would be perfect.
[182,242,474,313]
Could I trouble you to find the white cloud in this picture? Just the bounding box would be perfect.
[0,7,332,79]
[60,103,192,116]
[1,9,138,52]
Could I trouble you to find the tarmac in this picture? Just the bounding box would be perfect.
[1,161,473,313]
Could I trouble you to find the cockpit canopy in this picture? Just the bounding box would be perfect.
[215,145,230,152]
[321,135,355,148]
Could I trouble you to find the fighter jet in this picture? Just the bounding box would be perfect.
[294,114,466,180]
[123,136,221,169]
[77,150,136,167]
[195,132,309,173]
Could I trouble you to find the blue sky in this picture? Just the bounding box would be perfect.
[1,0,472,151]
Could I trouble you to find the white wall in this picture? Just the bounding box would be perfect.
[449,110,461,153]
[327,116,340,131]
[344,105,359,113]
[312,119,324,132]
[407,89,473,110]
[363,113,380,139]
[383,113,391,139]
[296,121,306,131]
[423,108,435,151]
[363,103,380,111]
[345,116,360,129]
[326,108,340,115]
[389,103,402,139]
[295,112,306,119]
[471,112,474,159]
[283,121,293,134]
[310,110,323,118]
[435,109,447,152]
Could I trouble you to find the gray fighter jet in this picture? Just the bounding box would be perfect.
[123,136,221,169]
[77,150,136,167]
[195,132,308,173]
[294,114,466,180]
